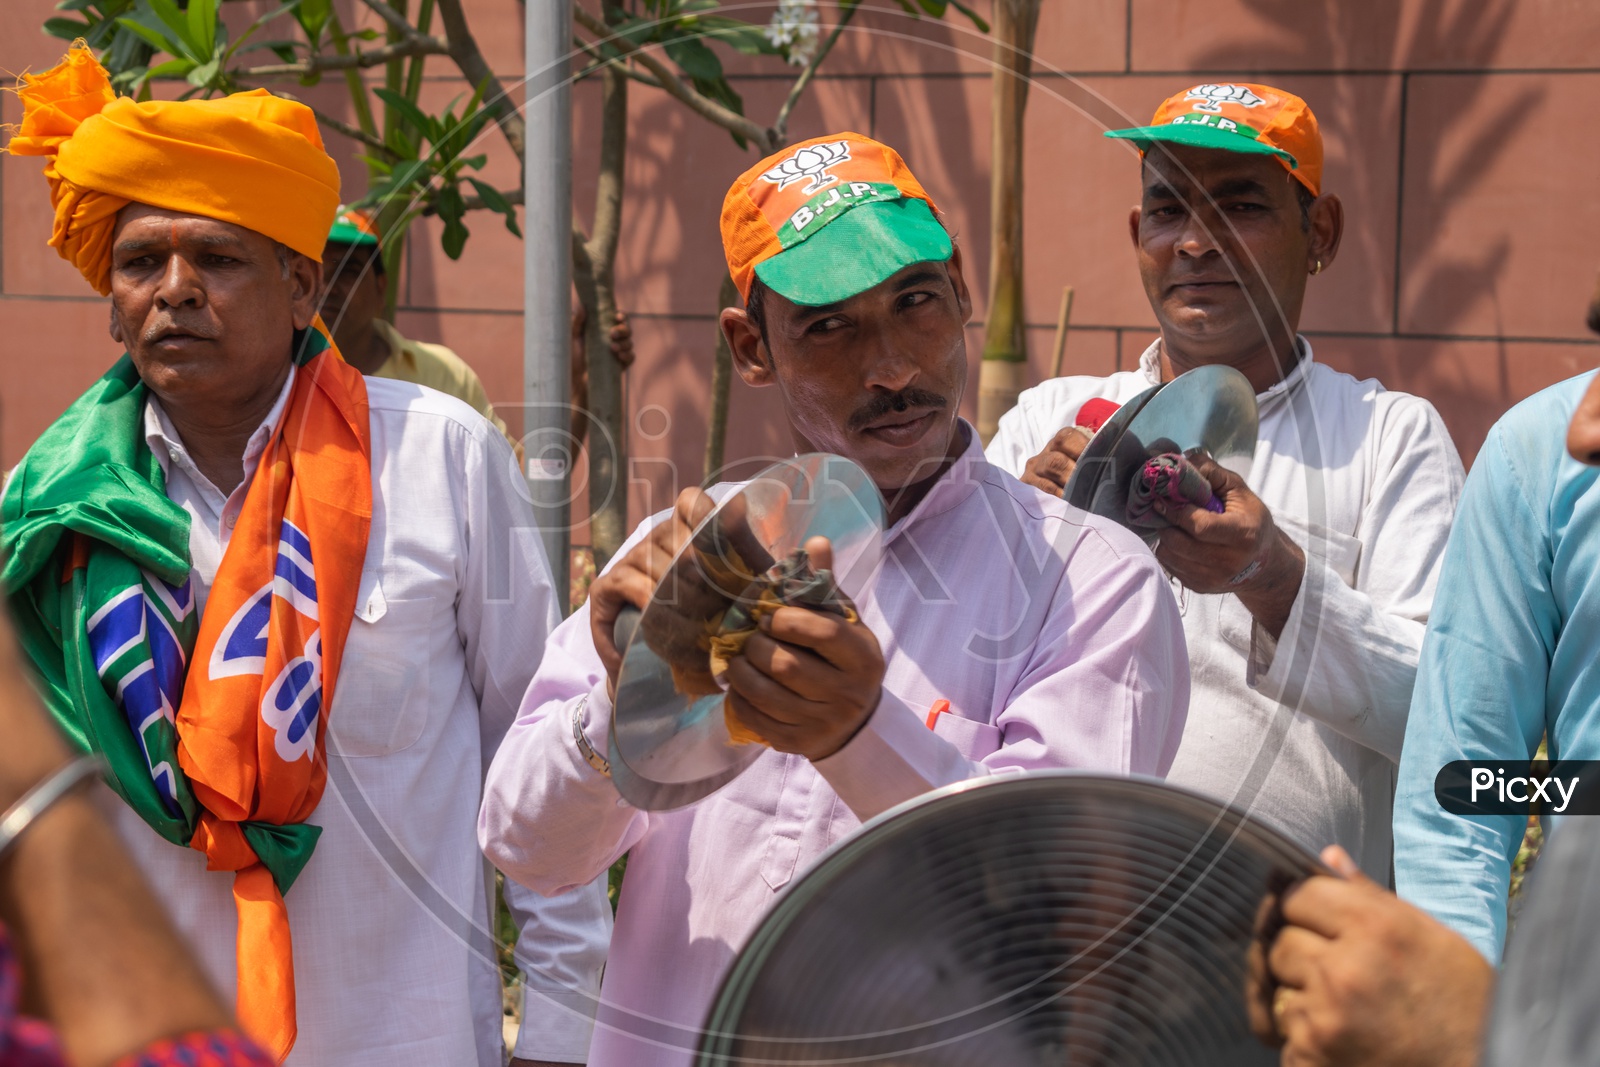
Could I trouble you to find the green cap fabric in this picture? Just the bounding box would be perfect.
[753,194,953,307]
[1104,120,1295,166]
[326,205,379,248]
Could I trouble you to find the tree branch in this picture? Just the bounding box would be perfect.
[573,4,767,148]
[358,0,427,41]
[436,0,525,160]
[237,35,447,77]
[268,89,396,157]
[572,35,663,89]
[771,6,856,144]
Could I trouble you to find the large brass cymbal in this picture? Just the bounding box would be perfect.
[1064,365,1259,544]
[698,772,1322,1066]
[609,453,885,812]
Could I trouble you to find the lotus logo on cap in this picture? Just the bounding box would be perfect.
[761,140,851,196]
[1185,84,1265,113]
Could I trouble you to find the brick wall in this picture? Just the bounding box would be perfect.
[5,0,1599,538]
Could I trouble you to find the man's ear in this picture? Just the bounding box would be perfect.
[945,242,974,322]
[1128,206,1141,250]
[1306,192,1344,275]
[109,303,125,345]
[723,307,773,387]
[289,253,323,330]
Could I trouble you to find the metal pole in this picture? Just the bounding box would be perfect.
[525,0,573,612]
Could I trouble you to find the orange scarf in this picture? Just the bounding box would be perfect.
[177,348,370,1060]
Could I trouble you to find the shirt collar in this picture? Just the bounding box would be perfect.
[882,418,987,543]
[1138,335,1316,409]
[370,317,415,372]
[143,365,297,490]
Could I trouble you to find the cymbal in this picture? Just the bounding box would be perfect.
[698,772,1322,1066]
[1064,365,1258,543]
[609,454,885,811]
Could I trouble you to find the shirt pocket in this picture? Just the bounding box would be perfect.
[1219,517,1363,654]
[930,711,1003,762]
[328,573,435,757]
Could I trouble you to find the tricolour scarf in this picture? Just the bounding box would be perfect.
[1,324,370,1061]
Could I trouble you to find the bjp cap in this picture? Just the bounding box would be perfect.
[326,205,381,248]
[1103,82,1322,197]
[720,132,952,306]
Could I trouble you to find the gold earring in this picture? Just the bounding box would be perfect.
[1311,260,1323,275]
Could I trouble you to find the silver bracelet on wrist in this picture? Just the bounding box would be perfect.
[0,755,104,861]
[571,696,611,778]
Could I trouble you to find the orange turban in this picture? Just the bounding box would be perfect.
[6,44,341,295]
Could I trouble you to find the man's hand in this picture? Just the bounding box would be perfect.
[588,487,721,694]
[1249,846,1493,1067]
[1152,452,1306,638]
[723,538,886,761]
[1019,426,1091,496]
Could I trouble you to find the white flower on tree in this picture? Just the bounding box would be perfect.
[765,0,821,66]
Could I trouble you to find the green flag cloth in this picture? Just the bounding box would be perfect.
[1,335,331,894]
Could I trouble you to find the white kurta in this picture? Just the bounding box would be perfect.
[100,369,611,1066]
[987,340,1465,878]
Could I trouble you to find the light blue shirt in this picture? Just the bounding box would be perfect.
[1395,370,1600,961]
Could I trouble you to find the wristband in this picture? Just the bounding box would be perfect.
[0,756,103,861]
[571,696,611,778]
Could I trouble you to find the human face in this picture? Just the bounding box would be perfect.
[109,205,318,414]
[1566,271,1600,465]
[723,251,973,501]
[1130,145,1340,370]
[318,241,385,363]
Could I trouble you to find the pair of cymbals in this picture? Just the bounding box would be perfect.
[609,454,885,812]
[698,772,1322,1066]
[1064,365,1259,543]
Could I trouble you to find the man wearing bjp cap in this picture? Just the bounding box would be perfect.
[987,83,1466,879]
[1,46,609,1066]
[480,131,1190,1067]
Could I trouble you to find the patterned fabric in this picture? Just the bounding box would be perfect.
[1125,452,1224,529]
[112,1030,275,1067]
[1,325,372,1061]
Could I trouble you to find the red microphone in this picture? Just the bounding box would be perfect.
[1075,397,1120,433]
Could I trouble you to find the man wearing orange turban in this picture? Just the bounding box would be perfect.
[3,45,608,1067]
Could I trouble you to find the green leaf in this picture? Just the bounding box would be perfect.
[141,0,196,53]
[186,0,216,58]
[373,87,436,141]
[43,16,91,39]
[607,15,659,48]
[294,0,331,44]
[115,16,179,54]
[662,35,723,83]
[185,57,219,87]
[694,16,778,55]
[466,177,511,214]
[916,0,948,15]
[145,56,195,78]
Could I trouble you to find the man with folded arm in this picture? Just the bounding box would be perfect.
[1,45,608,1067]
[480,132,1190,1067]
[988,83,1464,878]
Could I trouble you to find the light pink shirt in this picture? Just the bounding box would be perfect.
[479,424,1189,1067]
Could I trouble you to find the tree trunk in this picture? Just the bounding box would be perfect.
[977,0,1041,444]
[578,62,629,567]
[703,272,739,484]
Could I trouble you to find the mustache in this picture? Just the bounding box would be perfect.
[142,317,219,344]
[848,388,948,432]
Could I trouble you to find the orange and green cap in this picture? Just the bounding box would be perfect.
[720,132,952,307]
[1105,83,1322,197]
[327,204,380,247]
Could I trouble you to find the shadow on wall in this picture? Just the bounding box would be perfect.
[1196,0,1539,456]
